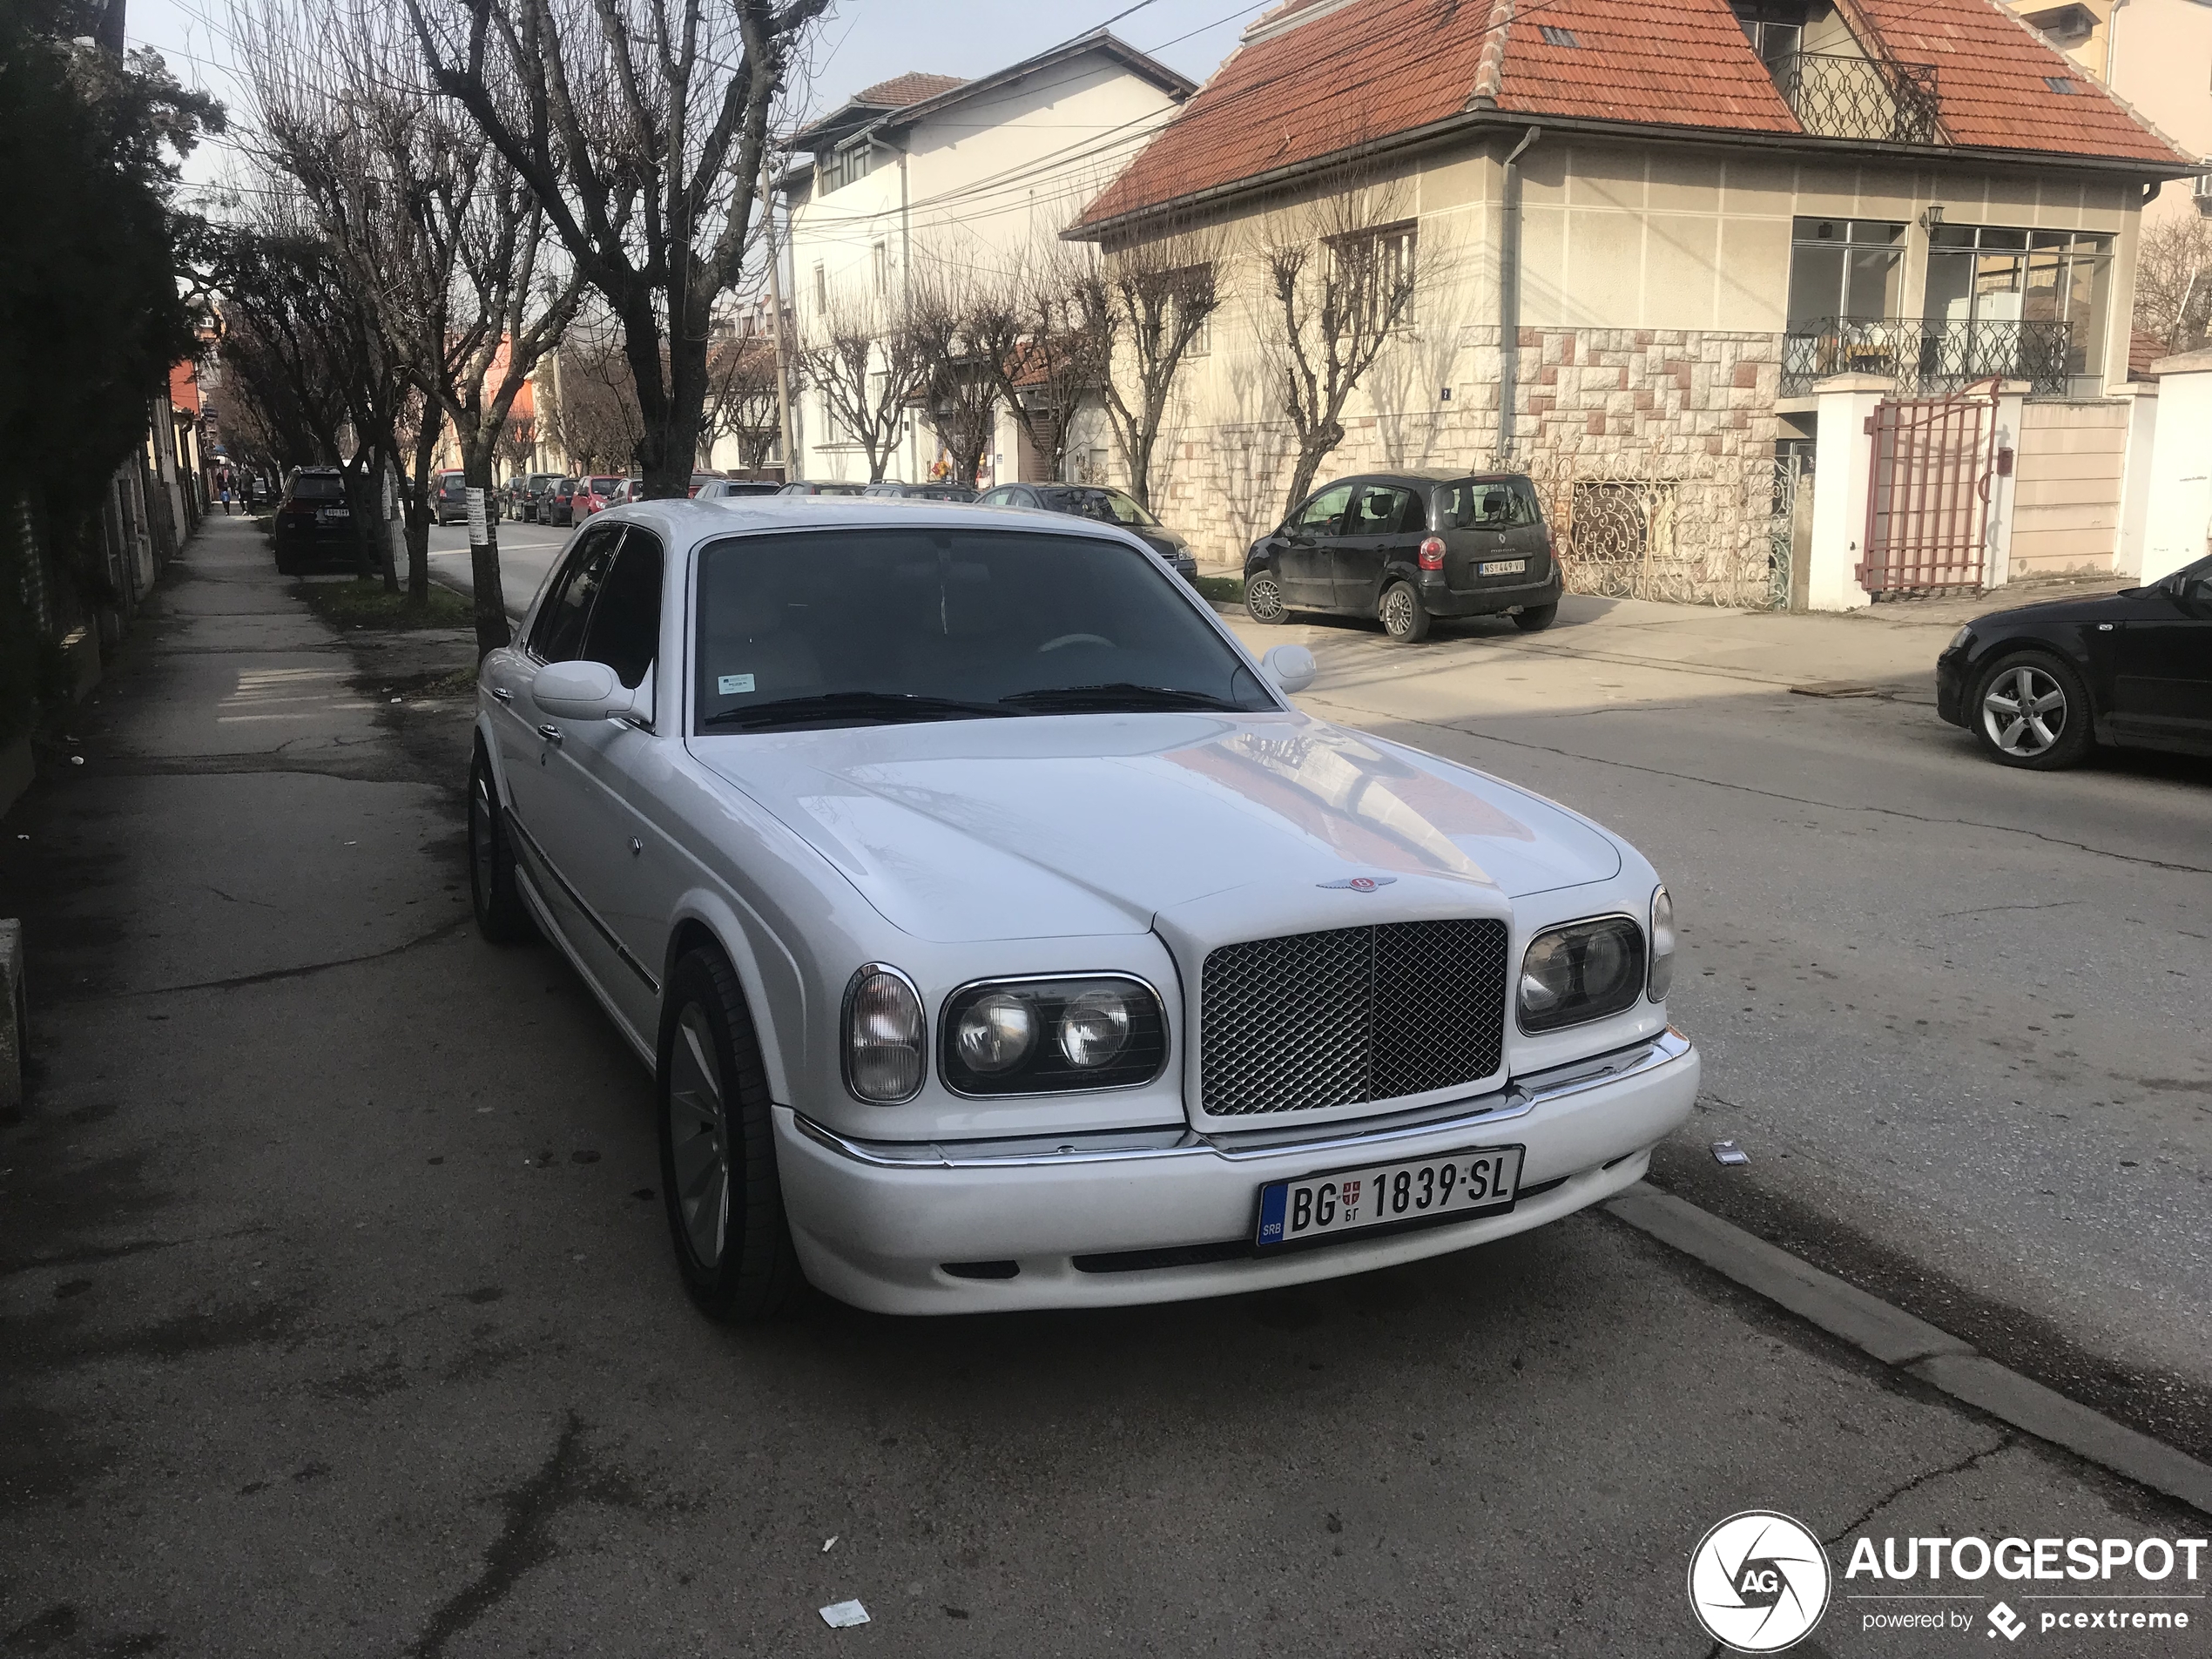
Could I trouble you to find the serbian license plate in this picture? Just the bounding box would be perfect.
[1256,1144,1524,1249]
[318,507,350,522]
[1479,557,1527,577]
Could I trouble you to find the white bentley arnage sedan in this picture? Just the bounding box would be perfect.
[470,500,1699,1319]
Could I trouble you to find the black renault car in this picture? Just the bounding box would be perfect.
[432,469,469,526]
[974,482,1197,583]
[271,467,359,574]
[1243,470,1561,642]
[1935,552,2212,769]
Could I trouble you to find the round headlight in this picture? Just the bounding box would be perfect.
[1056,991,1130,1069]
[1649,885,1676,1001]
[954,992,1035,1075]
[1520,931,1572,1015]
[845,968,924,1103]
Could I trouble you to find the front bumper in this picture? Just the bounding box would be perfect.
[776,1029,1698,1313]
[1417,567,1561,618]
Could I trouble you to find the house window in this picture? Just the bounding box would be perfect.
[813,263,826,316]
[1537,24,1580,45]
[1925,224,2112,379]
[1329,223,1418,331]
[1732,2,1804,64]
[1169,262,1214,356]
[819,138,876,196]
[1785,218,1905,330]
[872,242,888,296]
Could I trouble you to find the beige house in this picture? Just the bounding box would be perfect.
[1070,0,2200,602]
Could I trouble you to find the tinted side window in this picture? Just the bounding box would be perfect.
[1295,483,1354,536]
[529,525,624,662]
[579,529,663,691]
[1352,486,1419,534]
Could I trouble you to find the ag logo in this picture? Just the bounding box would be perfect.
[1687,1510,1832,1652]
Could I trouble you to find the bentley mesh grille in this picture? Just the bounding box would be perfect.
[1198,920,1509,1116]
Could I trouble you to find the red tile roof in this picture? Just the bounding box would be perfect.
[855,72,967,110]
[1075,0,2188,231]
[1853,0,2182,164]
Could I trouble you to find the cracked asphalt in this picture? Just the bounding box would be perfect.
[0,518,2204,1658]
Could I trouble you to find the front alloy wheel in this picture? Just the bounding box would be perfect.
[658,949,803,1322]
[1973,652,2090,770]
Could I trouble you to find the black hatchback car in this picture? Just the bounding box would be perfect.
[271,467,358,574]
[974,482,1197,583]
[1935,552,2212,768]
[1244,470,1561,642]
[865,481,980,502]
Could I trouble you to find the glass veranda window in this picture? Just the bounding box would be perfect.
[1785,219,1905,330]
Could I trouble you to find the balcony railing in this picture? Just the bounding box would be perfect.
[1769,51,1942,145]
[1780,318,2073,398]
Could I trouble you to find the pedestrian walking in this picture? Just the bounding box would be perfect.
[216,467,233,514]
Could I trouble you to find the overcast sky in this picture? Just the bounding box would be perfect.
[126,0,1265,195]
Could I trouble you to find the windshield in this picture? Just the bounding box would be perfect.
[693,528,1273,734]
[289,475,344,501]
[589,477,624,494]
[1049,487,1157,528]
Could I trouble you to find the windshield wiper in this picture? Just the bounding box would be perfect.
[998,683,1247,714]
[701,691,1012,731]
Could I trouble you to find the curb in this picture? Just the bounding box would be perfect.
[1606,1184,2212,1518]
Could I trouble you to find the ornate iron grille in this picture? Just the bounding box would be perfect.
[1780,318,2072,398]
[1770,51,1941,144]
[1198,920,1508,1117]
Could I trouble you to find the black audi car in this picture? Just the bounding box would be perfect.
[1242,470,1561,642]
[974,482,1197,583]
[1936,552,2212,768]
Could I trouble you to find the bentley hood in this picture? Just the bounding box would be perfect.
[691,712,1622,943]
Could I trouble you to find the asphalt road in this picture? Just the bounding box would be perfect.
[3,518,2202,1657]
[1225,600,2212,1454]
[427,519,567,623]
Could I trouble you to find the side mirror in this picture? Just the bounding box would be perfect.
[532,659,637,721]
[1261,644,1317,695]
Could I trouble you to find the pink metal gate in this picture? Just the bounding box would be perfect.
[1858,381,1999,595]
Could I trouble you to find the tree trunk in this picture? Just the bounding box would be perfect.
[462,448,511,659]
[1282,433,1338,524]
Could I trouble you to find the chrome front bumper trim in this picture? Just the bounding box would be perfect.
[792,1028,1692,1171]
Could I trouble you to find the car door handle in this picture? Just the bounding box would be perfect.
[490,687,513,703]
[536,724,563,745]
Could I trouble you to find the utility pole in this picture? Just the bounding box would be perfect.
[761,154,798,481]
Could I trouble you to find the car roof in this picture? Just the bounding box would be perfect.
[1332,469,1534,490]
[591,496,1156,556]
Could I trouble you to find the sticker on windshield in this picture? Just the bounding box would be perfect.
[717,674,756,696]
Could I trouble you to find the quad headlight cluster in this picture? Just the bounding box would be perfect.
[1516,886,1676,1034]
[841,969,1167,1103]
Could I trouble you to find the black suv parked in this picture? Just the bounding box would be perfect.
[1244,470,1561,642]
[271,467,358,574]
[974,482,1196,583]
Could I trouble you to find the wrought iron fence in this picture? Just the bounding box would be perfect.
[1769,51,1941,145]
[1780,318,2072,398]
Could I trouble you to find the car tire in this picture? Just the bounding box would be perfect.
[1971,650,2093,770]
[1379,579,1432,644]
[1244,572,1289,624]
[468,745,533,943]
[1513,602,1560,633]
[658,947,804,1324]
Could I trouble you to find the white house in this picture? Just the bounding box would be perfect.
[779,33,1195,486]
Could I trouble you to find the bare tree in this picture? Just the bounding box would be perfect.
[1255,176,1421,517]
[496,412,537,477]
[704,327,782,470]
[1095,230,1223,509]
[907,266,1004,491]
[2134,216,2212,355]
[403,0,830,501]
[544,329,648,474]
[974,246,1112,484]
[798,293,924,482]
